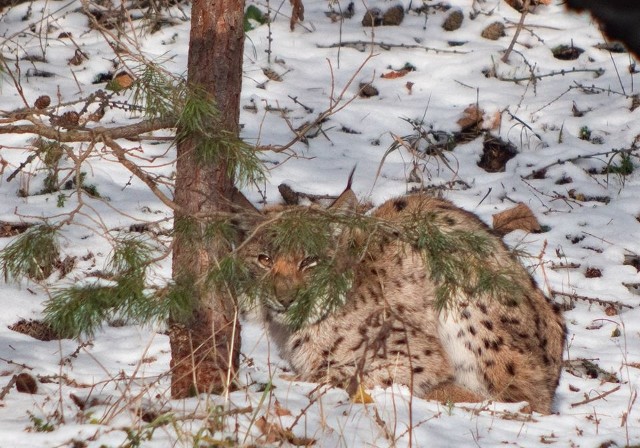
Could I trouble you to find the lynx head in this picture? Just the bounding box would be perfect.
[237,185,360,329]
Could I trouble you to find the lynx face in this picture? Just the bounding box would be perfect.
[249,251,318,313]
[242,232,354,328]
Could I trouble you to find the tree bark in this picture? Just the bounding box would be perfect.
[169,0,245,398]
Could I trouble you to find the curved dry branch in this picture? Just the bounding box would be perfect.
[102,136,181,214]
[0,117,176,143]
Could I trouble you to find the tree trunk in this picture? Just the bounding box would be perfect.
[169,0,245,398]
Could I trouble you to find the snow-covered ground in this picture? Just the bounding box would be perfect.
[1,0,639,446]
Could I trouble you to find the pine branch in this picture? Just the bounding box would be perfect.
[0,225,60,281]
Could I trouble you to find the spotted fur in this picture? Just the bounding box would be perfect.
[240,189,565,413]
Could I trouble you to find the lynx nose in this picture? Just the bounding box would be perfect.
[270,257,304,307]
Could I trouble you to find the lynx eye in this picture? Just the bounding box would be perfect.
[299,256,318,271]
[257,254,273,268]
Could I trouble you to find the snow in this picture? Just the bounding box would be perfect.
[1,0,640,446]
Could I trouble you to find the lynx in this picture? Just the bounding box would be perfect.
[239,184,565,414]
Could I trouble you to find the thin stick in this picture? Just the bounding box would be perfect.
[502,0,530,63]
[551,290,634,310]
[570,385,621,408]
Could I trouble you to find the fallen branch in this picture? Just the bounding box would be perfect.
[551,290,634,310]
[499,67,605,83]
[316,40,469,54]
[522,148,638,179]
[0,375,18,400]
[570,385,621,408]
[571,81,631,97]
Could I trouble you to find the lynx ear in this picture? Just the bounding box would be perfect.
[229,186,263,245]
[231,186,261,214]
[329,188,358,214]
[328,166,358,214]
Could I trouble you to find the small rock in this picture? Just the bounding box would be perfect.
[481,22,505,40]
[585,267,602,278]
[552,44,584,61]
[382,4,404,26]
[361,8,383,26]
[358,82,379,98]
[15,373,38,394]
[68,49,86,66]
[442,9,463,31]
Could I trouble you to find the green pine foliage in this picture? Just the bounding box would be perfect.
[0,225,60,281]
[283,259,354,330]
[108,236,154,274]
[42,236,176,338]
[403,213,524,311]
[129,65,185,121]
[156,277,199,323]
[0,204,529,338]
[207,255,254,301]
[261,209,334,256]
[176,88,265,187]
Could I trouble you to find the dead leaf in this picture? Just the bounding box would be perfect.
[568,189,586,202]
[492,203,541,236]
[15,373,37,394]
[113,71,134,89]
[381,69,411,79]
[256,416,316,446]
[487,110,502,130]
[262,67,283,82]
[351,384,374,404]
[274,399,292,416]
[457,104,484,131]
[255,416,284,444]
[289,0,304,31]
[405,81,414,94]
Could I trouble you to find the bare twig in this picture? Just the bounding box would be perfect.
[317,40,469,54]
[502,0,530,63]
[256,52,377,153]
[570,385,621,408]
[522,148,638,179]
[499,67,605,83]
[102,136,180,213]
[551,290,634,310]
